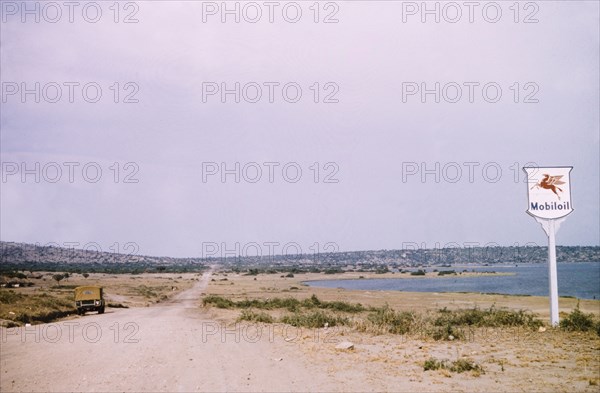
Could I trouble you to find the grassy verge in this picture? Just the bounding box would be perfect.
[202,294,550,339]
[0,289,76,326]
[203,294,365,312]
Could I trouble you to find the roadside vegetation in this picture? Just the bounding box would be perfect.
[560,305,600,336]
[0,271,197,326]
[0,289,76,326]
[202,294,554,340]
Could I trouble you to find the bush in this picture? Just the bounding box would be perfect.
[423,358,444,371]
[449,359,484,373]
[237,310,274,323]
[431,324,465,341]
[280,310,349,328]
[52,274,64,283]
[319,300,365,313]
[367,305,415,334]
[203,295,234,309]
[434,306,542,329]
[410,270,426,276]
[560,307,596,333]
[437,270,456,276]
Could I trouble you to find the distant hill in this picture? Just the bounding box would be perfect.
[1,241,598,273]
[0,241,206,273]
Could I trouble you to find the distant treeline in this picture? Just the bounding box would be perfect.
[207,245,600,268]
[0,241,207,274]
[1,241,598,274]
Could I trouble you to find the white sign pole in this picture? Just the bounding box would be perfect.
[535,217,565,326]
[524,166,573,327]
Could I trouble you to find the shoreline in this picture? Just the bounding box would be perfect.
[300,271,515,283]
[205,271,600,318]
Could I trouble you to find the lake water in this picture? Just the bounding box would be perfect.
[304,262,600,300]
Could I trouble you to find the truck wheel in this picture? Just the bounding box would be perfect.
[98,307,105,314]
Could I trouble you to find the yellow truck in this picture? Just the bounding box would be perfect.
[74,286,105,315]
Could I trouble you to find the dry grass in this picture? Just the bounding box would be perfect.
[0,289,75,326]
[0,271,199,326]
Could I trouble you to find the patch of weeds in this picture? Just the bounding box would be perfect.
[202,295,234,309]
[237,310,274,323]
[280,310,349,328]
[560,305,599,335]
[0,289,24,304]
[435,306,542,329]
[431,324,465,341]
[423,357,484,375]
[135,285,159,299]
[367,305,415,334]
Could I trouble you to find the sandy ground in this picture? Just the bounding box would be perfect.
[1,271,599,392]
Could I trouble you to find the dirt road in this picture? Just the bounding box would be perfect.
[3,272,599,392]
[0,272,337,392]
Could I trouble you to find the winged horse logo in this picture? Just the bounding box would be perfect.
[531,174,566,200]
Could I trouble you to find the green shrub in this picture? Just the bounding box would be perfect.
[423,358,444,371]
[320,300,365,313]
[560,307,596,333]
[431,324,465,341]
[280,310,349,328]
[203,294,365,314]
[367,305,415,334]
[238,310,274,323]
[202,295,234,309]
[435,306,542,329]
[449,359,484,373]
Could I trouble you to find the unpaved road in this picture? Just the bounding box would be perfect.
[0,272,338,392]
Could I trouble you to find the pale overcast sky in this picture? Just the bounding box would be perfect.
[1,1,598,257]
